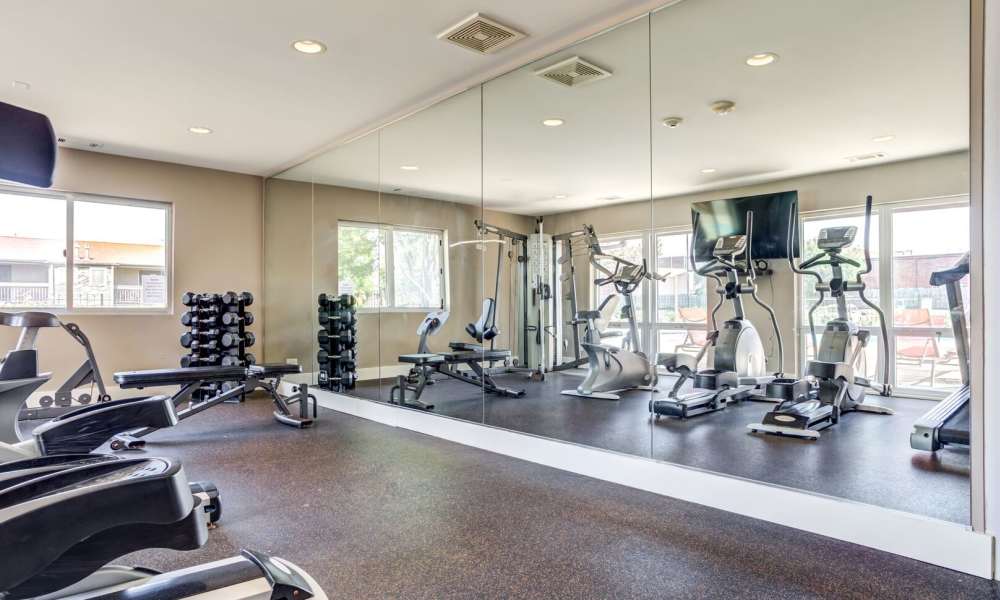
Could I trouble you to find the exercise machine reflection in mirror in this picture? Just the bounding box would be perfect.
[651,210,784,419]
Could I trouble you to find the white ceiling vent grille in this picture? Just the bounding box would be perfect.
[534,56,612,88]
[438,13,525,54]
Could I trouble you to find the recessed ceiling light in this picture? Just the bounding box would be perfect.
[292,39,327,54]
[188,126,213,135]
[745,52,779,67]
[710,100,736,116]
[872,134,896,143]
[11,80,30,91]
[553,194,567,199]
[542,118,565,127]
[700,168,717,174]
[400,165,419,171]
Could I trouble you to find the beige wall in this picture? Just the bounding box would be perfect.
[263,180,534,375]
[542,152,971,373]
[1,148,263,396]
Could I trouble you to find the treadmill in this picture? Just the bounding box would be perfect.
[910,253,970,451]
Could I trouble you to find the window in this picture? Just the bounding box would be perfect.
[589,229,708,358]
[337,221,445,311]
[0,188,170,312]
[797,200,970,397]
[891,205,969,391]
[655,231,707,360]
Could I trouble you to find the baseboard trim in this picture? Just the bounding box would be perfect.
[283,381,994,578]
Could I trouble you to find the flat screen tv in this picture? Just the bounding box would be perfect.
[691,191,799,262]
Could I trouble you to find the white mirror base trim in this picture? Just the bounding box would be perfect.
[285,379,993,577]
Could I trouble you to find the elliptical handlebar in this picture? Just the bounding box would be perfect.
[855,195,876,281]
[743,210,784,376]
[690,211,723,333]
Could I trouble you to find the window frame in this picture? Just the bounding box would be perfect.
[0,183,173,315]
[797,194,970,400]
[337,220,448,314]
[589,226,709,358]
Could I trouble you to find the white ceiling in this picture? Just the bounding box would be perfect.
[0,0,668,175]
[281,0,969,215]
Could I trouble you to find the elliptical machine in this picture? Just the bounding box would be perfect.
[748,195,892,440]
[560,252,663,401]
[650,210,783,419]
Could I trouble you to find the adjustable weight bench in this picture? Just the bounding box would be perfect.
[113,366,248,441]
[390,344,525,410]
[111,363,317,445]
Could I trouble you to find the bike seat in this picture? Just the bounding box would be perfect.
[0,311,61,329]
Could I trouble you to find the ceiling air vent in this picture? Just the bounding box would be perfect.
[438,13,525,54]
[535,56,612,88]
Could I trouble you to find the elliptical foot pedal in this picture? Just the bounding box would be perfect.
[747,422,821,440]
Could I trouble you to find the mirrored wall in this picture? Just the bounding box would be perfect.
[265,0,972,525]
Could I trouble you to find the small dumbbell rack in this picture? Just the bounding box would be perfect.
[317,293,358,392]
[180,291,256,401]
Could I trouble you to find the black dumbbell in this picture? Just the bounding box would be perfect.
[317,348,357,364]
[222,291,253,306]
[181,292,222,307]
[221,355,245,367]
[181,312,221,327]
[319,309,357,328]
[318,292,357,307]
[221,311,254,326]
[190,339,220,352]
[244,352,256,365]
[221,331,255,348]
[317,330,355,347]
[322,370,357,389]
[181,353,221,368]
[180,329,223,348]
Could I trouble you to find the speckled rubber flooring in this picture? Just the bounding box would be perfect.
[120,395,996,599]
[355,371,970,523]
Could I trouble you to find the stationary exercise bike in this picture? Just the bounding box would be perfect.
[561,253,662,400]
[749,195,892,440]
[650,211,783,419]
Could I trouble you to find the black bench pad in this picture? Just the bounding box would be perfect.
[399,353,446,365]
[440,349,511,362]
[249,363,302,376]
[114,366,247,388]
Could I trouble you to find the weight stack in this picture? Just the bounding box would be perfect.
[317,293,358,392]
[179,290,256,401]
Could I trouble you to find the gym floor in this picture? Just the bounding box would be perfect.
[354,370,970,524]
[123,396,995,599]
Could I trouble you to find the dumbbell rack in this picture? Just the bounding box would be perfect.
[317,293,358,392]
[180,291,256,402]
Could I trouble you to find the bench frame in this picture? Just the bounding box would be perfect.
[390,344,525,410]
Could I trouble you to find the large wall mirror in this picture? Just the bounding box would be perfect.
[481,14,654,455]
[264,0,972,528]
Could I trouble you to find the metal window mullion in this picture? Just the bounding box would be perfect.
[384,226,395,310]
[879,205,896,388]
[65,197,74,311]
